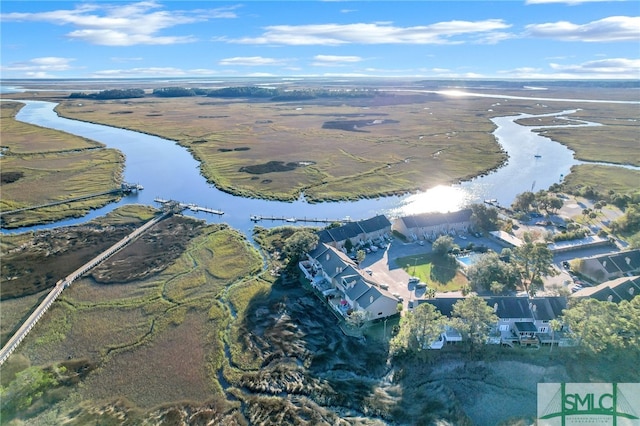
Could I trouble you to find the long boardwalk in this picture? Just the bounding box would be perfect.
[0,211,169,366]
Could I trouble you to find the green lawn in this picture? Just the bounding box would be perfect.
[395,253,468,293]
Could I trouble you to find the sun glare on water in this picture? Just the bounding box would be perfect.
[392,185,471,217]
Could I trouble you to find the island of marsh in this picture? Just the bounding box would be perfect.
[54,92,510,202]
[50,85,640,204]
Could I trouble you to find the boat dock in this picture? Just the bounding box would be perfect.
[250,215,352,224]
[154,198,224,215]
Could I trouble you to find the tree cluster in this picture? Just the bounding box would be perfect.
[470,203,499,232]
[511,190,563,215]
[561,297,640,354]
[69,88,145,100]
[391,296,499,356]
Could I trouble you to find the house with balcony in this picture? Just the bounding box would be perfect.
[528,297,569,345]
[299,243,398,321]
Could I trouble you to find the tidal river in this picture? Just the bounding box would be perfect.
[4,99,637,236]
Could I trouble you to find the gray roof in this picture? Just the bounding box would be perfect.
[358,214,391,233]
[589,249,640,275]
[572,276,640,303]
[317,229,335,245]
[530,297,567,321]
[356,286,384,309]
[345,278,372,301]
[514,321,538,333]
[485,297,533,319]
[308,241,330,259]
[313,245,354,278]
[326,221,362,242]
[607,250,640,274]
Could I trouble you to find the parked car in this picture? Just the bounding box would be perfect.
[415,282,428,289]
[408,277,420,284]
[365,268,373,275]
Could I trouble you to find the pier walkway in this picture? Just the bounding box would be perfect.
[0,210,168,366]
[250,215,353,224]
[154,197,224,215]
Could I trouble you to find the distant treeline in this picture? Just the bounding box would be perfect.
[69,88,145,100]
[68,86,378,100]
[416,79,640,89]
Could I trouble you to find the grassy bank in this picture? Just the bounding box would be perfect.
[0,102,125,228]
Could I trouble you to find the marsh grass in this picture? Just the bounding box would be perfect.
[5,220,263,413]
[54,95,507,202]
[561,164,640,196]
[0,101,124,227]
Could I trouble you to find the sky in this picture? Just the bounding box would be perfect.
[1,0,639,80]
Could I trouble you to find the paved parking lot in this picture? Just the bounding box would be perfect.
[358,234,498,308]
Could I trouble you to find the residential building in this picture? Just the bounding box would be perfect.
[299,243,398,321]
[575,249,640,283]
[318,214,391,250]
[571,276,640,303]
[391,209,473,241]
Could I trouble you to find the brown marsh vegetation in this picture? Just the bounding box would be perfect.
[54,93,508,202]
[0,102,124,228]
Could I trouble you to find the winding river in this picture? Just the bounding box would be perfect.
[3,98,639,236]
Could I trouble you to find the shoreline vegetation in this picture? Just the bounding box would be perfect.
[0,101,125,229]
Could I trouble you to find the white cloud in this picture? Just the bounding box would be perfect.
[312,55,363,66]
[218,56,289,66]
[221,20,512,46]
[0,1,237,46]
[89,67,219,78]
[498,58,639,78]
[526,0,625,4]
[1,56,75,73]
[550,58,640,74]
[110,57,144,63]
[526,16,640,42]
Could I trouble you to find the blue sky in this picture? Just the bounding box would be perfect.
[1,0,639,79]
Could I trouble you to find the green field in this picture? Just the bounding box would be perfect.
[396,253,468,292]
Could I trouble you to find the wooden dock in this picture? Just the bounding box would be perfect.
[250,215,352,224]
[154,198,224,215]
